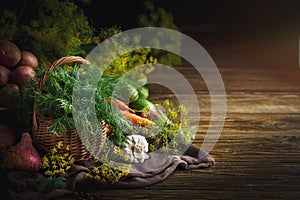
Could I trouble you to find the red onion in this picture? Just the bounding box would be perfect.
[4,132,41,173]
[0,124,16,149]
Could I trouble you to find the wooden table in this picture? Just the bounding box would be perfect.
[70,32,300,199]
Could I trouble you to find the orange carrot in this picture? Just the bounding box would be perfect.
[107,98,135,113]
[121,110,156,126]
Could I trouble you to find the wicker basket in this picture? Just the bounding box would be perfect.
[32,56,106,161]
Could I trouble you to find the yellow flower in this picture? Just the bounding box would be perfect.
[92,167,100,174]
[94,175,101,181]
[50,154,56,160]
[50,147,57,154]
[123,154,129,161]
[113,147,122,156]
[42,156,49,162]
[91,157,99,163]
[122,57,128,65]
[63,153,69,157]
[61,161,67,168]
[66,165,71,171]
[66,66,73,72]
[44,171,54,176]
[56,141,63,149]
[41,157,50,168]
[65,145,70,151]
[86,173,93,179]
[69,157,75,163]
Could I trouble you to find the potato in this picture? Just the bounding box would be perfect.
[0,41,21,68]
[0,83,19,107]
[0,65,11,87]
[18,51,39,68]
[11,65,35,84]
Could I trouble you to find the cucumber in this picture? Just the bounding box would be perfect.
[114,83,139,102]
[129,98,155,112]
[138,86,149,99]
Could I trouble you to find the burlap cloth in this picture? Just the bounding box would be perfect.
[2,145,215,200]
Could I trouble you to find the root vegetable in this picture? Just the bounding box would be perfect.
[0,83,19,107]
[11,65,35,84]
[18,51,39,68]
[121,110,155,126]
[107,98,135,113]
[0,41,21,68]
[4,132,41,173]
[6,83,19,91]
[0,65,11,87]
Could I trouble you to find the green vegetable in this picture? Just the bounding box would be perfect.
[113,83,139,103]
[138,86,149,99]
[129,98,155,112]
[28,63,139,147]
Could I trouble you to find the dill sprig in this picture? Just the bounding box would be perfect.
[144,100,196,154]
[32,63,134,147]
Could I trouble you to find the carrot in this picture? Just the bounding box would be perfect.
[121,110,156,126]
[107,98,135,113]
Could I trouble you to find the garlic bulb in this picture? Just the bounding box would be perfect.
[123,135,149,163]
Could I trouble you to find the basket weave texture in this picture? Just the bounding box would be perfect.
[32,56,105,161]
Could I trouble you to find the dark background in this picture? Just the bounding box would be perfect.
[1,0,300,33]
[84,0,300,33]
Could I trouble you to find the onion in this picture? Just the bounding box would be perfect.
[11,65,35,84]
[0,124,16,149]
[4,132,41,173]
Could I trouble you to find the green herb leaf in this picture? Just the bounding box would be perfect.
[35,175,66,192]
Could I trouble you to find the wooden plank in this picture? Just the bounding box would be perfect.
[147,67,300,93]
[65,189,300,200]
[149,93,300,114]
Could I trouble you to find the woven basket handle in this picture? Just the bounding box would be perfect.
[38,56,89,89]
[33,56,89,130]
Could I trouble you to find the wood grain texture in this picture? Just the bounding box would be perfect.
[61,32,300,200]
[67,88,300,200]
